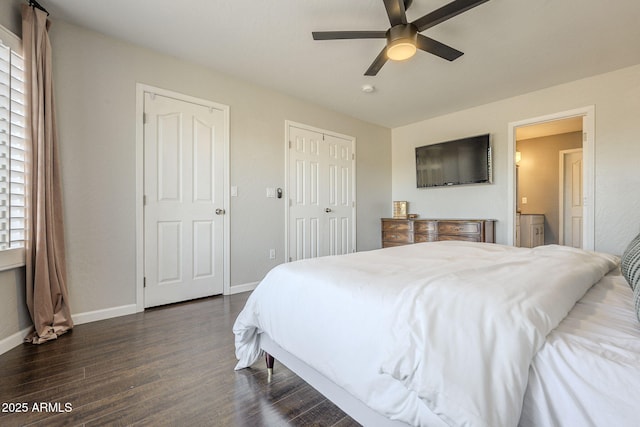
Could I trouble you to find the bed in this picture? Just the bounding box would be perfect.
[233,241,640,426]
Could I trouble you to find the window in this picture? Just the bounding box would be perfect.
[0,25,26,270]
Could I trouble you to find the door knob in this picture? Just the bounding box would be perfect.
[215,208,225,215]
[325,208,332,213]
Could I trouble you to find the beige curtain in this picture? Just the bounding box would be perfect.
[22,5,73,344]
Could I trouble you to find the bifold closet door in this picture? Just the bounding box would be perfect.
[288,125,355,261]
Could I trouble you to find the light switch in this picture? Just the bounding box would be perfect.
[522,197,528,204]
[266,187,276,198]
[231,186,238,197]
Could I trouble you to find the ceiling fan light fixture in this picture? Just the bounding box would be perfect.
[387,40,416,61]
[386,25,418,61]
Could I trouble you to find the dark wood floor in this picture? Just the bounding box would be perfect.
[0,293,360,427]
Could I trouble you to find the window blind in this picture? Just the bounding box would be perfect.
[0,34,26,250]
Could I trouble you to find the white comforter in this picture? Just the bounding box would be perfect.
[521,269,640,427]
[234,242,618,427]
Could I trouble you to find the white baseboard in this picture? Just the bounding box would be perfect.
[1,293,248,356]
[0,326,32,356]
[72,304,138,326]
[227,281,258,295]
[0,304,137,356]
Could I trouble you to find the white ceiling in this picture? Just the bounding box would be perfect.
[41,0,640,128]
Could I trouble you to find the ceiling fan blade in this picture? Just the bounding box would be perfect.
[416,34,463,61]
[412,0,489,32]
[383,0,408,26]
[312,31,387,40]
[364,47,389,76]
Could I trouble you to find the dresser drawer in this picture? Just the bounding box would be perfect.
[382,220,412,232]
[437,234,481,242]
[414,233,437,243]
[414,220,436,234]
[438,221,481,235]
[382,231,413,244]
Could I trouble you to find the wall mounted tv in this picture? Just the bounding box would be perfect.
[416,134,492,188]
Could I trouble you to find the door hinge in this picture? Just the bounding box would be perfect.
[289,140,292,149]
[583,132,587,142]
[143,195,147,205]
[352,153,355,160]
[143,112,147,124]
[143,277,146,287]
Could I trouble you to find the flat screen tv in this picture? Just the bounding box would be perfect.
[415,134,492,188]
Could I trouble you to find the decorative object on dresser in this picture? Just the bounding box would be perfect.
[381,218,496,248]
[518,214,545,248]
[393,201,408,219]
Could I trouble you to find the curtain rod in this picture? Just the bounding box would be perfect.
[28,0,49,16]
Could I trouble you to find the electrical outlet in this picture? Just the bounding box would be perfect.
[269,249,276,259]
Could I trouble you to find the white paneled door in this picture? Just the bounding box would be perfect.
[288,124,355,261]
[561,149,583,248]
[144,93,225,307]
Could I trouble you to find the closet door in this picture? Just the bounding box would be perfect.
[143,92,226,307]
[322,134,354,256]
[287,124,355,261]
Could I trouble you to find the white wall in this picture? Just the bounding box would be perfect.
[392,64,640,255]
[47,20,391,315]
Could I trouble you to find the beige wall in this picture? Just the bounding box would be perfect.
[392,64,640,255]
[3,0,640,349]
[49,20,391,314]
[0,0,21,35]
[0,4,391,345]
[517,132,582,244]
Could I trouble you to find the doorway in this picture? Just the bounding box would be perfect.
[507,106,595,250]
[285,122,356,261]
[136,85,230,310]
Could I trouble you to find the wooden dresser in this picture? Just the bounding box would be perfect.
[381,218,496,248]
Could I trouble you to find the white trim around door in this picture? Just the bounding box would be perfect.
[507,106,595,250]
[135,84,230,312]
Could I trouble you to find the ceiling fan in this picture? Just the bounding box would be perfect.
[312,0,490,76]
